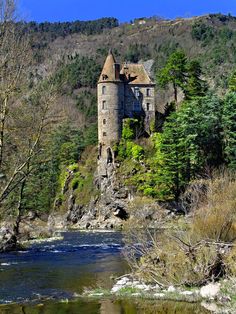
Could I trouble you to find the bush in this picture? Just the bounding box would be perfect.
[118,140,144,161]
[125,171,236,287]
[191,23,215,44]
[122,118,140,140]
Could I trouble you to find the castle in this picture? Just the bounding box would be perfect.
[97,50,156,176]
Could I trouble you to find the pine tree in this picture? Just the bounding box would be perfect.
[184,60,208,100]
[158,50,188,103]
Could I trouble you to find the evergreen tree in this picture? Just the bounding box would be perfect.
[158,50,188,103]
[184,60,208,100]
[222,92,236,169]
[144,95,223,201]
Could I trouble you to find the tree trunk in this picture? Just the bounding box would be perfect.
[174,86,178,104]
[0,97,7,170]
[14,176,26,237]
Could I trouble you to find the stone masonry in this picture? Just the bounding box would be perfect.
[97,50,156,176]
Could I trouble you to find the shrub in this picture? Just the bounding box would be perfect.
[125,171,236,287]
[122,118,140,140]
[118,140,144,161]
[191,23,215,44]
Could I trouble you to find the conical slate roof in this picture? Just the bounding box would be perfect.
[98,50,120,83]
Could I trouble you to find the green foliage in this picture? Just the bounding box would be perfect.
[118,140,144,161]
[157,50,187,102]
[122,118,140,140]
[229,70,236,92]
[158,51,207,102]
[20,122,96,214]
[72,147,99,205]
[76,90,97,119]
[156,95,223,199]
[59,142,79,166]
[123,95,224,201]
[71,171,83,190]
[53,55,101,93]
[83,123,98,146]
[222,92,236,169]
[131,143,144,160]
[17,18,119,38]
[184,60,208,100]
[191,22,215,44]
[124,43,150,63]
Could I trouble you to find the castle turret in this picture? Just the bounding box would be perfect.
[97,50,124,176]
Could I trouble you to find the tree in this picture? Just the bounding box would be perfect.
[0,1,59,236]
[228,70,236,92]
[0,0,32,171]
[159,95,223,200]
[0,83,58,233]
[140,95,223,201]
[222,92,236,169]
[184,60,208,100]
[157,50,187,104]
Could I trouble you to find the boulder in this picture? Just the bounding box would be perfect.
[200,283,221,299]
[167,286,176,293]
[19,217,54,240]
[0,226,17,252]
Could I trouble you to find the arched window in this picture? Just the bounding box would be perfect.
[102,86,106,95]
[146,88,151,97]
[103,119,106,125]
[146,103,150,111]
[107,148,113,164]
[134,87,140,98]
[103,132,107,137]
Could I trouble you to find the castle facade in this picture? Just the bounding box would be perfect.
[97,50,156,176]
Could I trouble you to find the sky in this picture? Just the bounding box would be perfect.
[19,0,236,23]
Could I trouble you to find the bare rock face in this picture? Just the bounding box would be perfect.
[0,226,17,252]
[18,216,54,241]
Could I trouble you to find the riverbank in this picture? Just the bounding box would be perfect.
[85,276,236,313]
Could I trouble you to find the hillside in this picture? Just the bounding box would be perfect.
[28,14,236,113]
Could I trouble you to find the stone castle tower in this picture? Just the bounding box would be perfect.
[97,50,155,176]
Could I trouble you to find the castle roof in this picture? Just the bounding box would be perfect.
[98,50,155,85]
[121,63,155,85]
[98,50,121,83]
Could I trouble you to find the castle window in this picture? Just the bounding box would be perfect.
[102,100,107,110]
[102,86,106,95]
[134,87,140,98]
[103,119,106,125]
[107,148,113,164]
[103,132,107,137]
[146,88,151,97]
[146,103,150,111]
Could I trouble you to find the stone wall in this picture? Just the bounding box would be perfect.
[124,84,155,133]
[97,81,124,175]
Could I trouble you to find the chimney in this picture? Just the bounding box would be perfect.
[114,63,120,80]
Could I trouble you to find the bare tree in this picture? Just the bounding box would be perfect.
[0,0,32,172]
[0,1,59,232]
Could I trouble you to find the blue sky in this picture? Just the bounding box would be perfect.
[19,0,236,23]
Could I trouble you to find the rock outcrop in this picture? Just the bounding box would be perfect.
[0,225,17,252]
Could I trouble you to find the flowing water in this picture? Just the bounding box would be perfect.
[0,231,209,313]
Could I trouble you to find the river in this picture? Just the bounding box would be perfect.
[0,231,209,313]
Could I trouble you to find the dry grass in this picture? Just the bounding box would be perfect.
[124,170,236,287]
